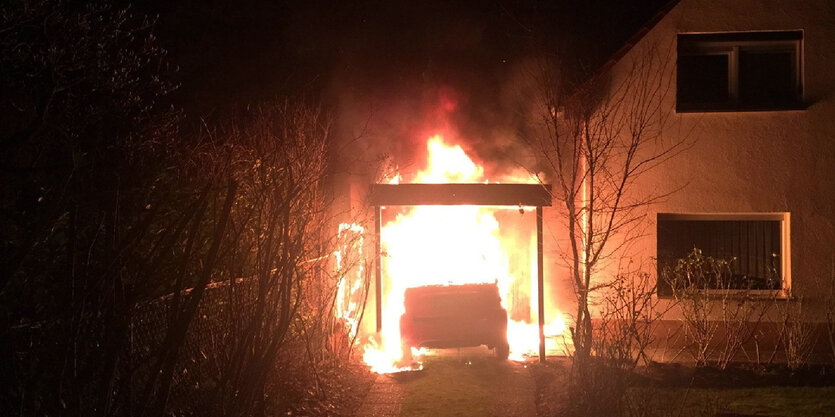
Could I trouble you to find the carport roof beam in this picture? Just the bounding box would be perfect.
[369,183,552,206]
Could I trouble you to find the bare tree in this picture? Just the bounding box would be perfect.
[526,41,683,370]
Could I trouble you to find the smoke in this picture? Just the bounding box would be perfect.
[318,3,553,184]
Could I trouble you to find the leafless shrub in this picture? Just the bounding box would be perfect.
[664,249,772,368]
[564,264,667,417]
[595,267,664,366]
[203,100,336,416]
[775,294,817,371]
[663,249,725,366]
[128,99,368,417]
[713,294,771,370]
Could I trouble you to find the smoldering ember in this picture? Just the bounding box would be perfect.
[2,0,835,416]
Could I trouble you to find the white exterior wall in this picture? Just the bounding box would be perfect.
[597,0,835,321]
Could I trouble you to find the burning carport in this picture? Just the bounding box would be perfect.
[369,182,553,362]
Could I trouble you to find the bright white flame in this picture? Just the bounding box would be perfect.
[417,136,484,183]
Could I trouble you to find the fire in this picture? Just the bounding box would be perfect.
[334,223,366,340]
[343,134,567,373]
[417,136,484,183]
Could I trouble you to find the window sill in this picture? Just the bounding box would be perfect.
[676,103,807,113]
[657,289,789,300]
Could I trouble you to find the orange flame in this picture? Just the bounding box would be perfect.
[334,223,366,340]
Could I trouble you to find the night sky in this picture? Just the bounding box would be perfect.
[134,1,667,113]
[133,0,672,176]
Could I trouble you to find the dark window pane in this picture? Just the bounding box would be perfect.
[677,54,730,108]
[739,51,796,106]
[657,219,782,295]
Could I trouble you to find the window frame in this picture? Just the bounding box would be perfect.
[676,31,804,112]
[656,212,791,299]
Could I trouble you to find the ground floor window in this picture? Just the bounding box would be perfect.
[656,213,789,297]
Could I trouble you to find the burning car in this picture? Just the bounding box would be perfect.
[399,282,510,359]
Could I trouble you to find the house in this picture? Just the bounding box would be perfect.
[342,0,835,365]
[591,0,835,363]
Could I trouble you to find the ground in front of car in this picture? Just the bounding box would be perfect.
[354,347,538,417]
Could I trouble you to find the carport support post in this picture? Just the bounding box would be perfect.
[537,206,545,362]
[375,206,382,333]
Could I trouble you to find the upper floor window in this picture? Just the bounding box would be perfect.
[657,213,790,297]
[677,31,803,112]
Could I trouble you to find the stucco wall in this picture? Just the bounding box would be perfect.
[586,0,835,324]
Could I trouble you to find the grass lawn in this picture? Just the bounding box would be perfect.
[394,355,835,416]
[533,360,835,417]
[704,386,835,416]
[397,353,535,417]
[628,386,835,417]
[399,357,495,416]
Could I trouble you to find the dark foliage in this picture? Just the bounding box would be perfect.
[0,1,369,416]
[1,1,179,414]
